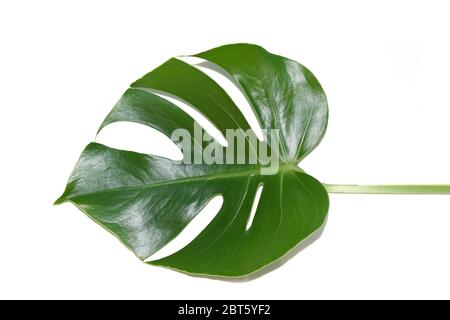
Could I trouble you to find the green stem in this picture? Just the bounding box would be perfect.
[323,184,450,194]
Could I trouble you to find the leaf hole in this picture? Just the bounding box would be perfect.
[246,184,264,231]
[138,87,229,147]
[178,56,264,142]
[144,195,223,261]
[96,121,183,160]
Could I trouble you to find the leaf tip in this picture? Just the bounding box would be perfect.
[53,196,66,205]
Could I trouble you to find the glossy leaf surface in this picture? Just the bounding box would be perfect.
[56,44,329,277]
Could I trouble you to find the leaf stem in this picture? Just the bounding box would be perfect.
[323,184,450,194]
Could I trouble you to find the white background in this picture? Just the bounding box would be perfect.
[1,0,450,299]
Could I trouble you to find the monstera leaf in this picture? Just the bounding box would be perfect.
[55,44,330,277]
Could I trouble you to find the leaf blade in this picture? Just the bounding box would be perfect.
[56,43,330,277]
[195,43,329,163]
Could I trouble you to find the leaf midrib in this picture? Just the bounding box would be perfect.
[66,164,301,201]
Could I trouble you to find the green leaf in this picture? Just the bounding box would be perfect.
[55,43,329,277]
